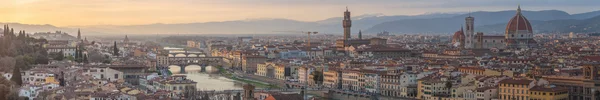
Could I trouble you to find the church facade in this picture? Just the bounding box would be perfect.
[453,5,536,49]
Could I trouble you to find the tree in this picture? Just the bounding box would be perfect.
[102,55,111,64]
[15,55,34,70]
[445,81,452,96]
[88,50,105,63]
[74,46,79,62]
[59,72,65,86]
[34,51,49,64]
[113,41,119,56]
[10,66,22,86]
[53,51,65,61]
[0,57,15,72]
[311,71,323,86]
[83,54,88,64]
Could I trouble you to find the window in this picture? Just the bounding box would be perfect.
[100,74,104,79]
[114,74,119,79]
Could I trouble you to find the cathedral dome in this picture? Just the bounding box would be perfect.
[453,28,465,40]
[505,6,533,34]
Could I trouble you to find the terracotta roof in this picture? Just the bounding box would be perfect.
[529,85,568,92]
[505,6,533,34]
[499,79,532,85]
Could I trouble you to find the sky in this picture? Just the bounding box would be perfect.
[0,0,598,26]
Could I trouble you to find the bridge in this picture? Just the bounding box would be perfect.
[168,51,207,57]
[169,57,223,73]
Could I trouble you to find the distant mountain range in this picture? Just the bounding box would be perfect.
[2,9,600,36]
[366,10,600,34]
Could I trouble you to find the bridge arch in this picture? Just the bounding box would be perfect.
[168,57,223,73]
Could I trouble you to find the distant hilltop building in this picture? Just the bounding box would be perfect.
[376,31,392,36]
[452,5,537,49]
[31,31,77,40]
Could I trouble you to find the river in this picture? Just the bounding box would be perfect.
[168,65,244,90]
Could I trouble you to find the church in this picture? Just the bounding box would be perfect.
[452,5,537,49]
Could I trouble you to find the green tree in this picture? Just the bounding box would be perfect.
[445,81,452,96]
[311,71,323,85]
[15,55,34,70]
[53,51,65,61]
[83,54,88,64]
[10,66,22,86]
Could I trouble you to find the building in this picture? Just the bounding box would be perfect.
[452,6,536,49]
[417,76,450,100]
[343,7,352,40]
[323,68,342,89]
[342,70,360,91]
[465,15,474,48]
[275,63,295,80]
[528,85,569,100]
[242,55,268,74]
[452,27,465,48]
[256,62,276,78]
[505,6,537,49]
[156,55,169,67]
[46,46,76,57]
[187,40,197,48]
[84,67,124,82]
[297,66,314,85]
[147,75,197,97]
[543,65,600,100]
[498,79,535,100]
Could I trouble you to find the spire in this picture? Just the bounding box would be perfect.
[517,4,521,14]
[468,10,472,17]
[77,28,81,40]
[358,30,362,40]
[346,6,348,12]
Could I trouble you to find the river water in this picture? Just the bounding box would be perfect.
[168,65,244,90]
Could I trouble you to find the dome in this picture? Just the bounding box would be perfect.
[453,28,465,39]
[505,6,533,34]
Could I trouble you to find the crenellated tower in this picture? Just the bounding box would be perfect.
[343,7,352,40]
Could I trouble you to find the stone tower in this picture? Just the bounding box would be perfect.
[465,14,474,48]
[343,7,352,40]
[243,84,255,100]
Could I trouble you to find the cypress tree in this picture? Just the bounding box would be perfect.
[74,45,79,62]
[10,67,22,86]
[113,41,119,56]
[83,54,88,64]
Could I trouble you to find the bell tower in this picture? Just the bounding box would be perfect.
[465,14,474,48]
[343,7,352,40]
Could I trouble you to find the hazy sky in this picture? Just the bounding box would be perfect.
[0,0,598,26]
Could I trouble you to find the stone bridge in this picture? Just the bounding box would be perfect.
[168,51,207,57]
[169,57,222,73]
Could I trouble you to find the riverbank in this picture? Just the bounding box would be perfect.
[216,66,279,89]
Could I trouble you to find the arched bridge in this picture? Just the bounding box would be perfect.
[169,57,222,73]
[168,51,207,57]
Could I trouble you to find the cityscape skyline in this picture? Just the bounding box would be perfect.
[0,0,598,26]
